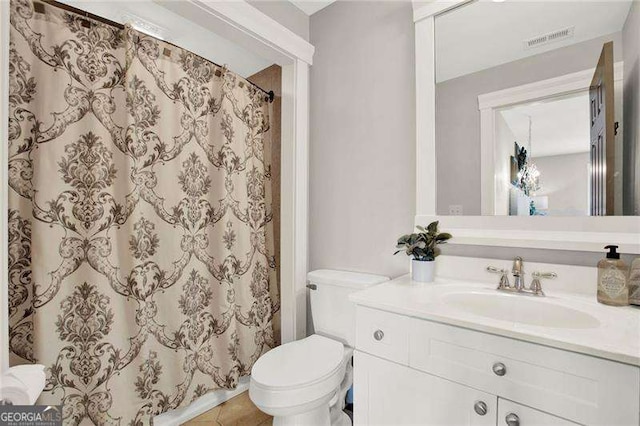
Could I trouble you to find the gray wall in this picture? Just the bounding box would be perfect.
[248,1,309,41]
[436,33,623,215]
[532,152,590,216]
[309,1,416,279]
[623,0,640,215]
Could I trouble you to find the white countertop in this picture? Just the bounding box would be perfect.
[350,275,640,366]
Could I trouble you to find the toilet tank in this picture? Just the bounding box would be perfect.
[307,269,389,347]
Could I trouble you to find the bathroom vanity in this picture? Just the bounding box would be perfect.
[350,274,640,426]
[398,0,640,422]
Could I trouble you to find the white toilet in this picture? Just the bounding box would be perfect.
[250,269,389,426]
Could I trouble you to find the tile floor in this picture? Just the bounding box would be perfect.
[181,391,272,426]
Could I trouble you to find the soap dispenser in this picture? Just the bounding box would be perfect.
[597,245,629,306]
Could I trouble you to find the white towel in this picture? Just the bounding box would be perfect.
[0,364,46,405]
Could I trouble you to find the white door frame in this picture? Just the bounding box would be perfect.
[478,62,624,215]
[0,0,313,371]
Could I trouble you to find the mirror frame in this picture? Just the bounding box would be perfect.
[413,0,640,254]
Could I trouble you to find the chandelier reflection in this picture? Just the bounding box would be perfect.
[517,162,540,196]
[513,116,541,196]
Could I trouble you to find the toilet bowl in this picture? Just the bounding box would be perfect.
[250,334,353,426]
[249,270,389,426]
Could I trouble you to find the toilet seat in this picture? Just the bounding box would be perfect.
[253,334,344,388]
[250,335,348,412]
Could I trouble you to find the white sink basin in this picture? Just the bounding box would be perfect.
[443,292,601,329]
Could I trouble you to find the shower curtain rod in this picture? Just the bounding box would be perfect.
[39,0,275,103]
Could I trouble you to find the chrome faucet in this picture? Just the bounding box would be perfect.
[487,256,556,297]
[512,256,524,291]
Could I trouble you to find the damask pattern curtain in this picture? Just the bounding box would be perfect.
[8,0,279,423]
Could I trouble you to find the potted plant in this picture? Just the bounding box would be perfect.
[394,221,452,283]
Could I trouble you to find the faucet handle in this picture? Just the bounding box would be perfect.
[529,271,557,296]
[532,272,557,280]
[487,266,510,289]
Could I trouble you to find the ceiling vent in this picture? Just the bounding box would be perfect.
[523,26,575,50]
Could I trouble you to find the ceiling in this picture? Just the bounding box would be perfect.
[435,0,633,82]
[58,0,273,78]
[499,92,591,158]
[289,0,336,15]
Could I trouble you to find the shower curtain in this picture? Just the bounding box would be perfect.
[7,0,279,423]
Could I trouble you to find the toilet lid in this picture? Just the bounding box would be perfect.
[252,335,344,388]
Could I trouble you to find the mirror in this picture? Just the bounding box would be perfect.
[434,0,639,216]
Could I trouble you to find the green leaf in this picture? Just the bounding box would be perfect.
[397,234,411,244]
[436,233,452,241]
[395,222,452,257]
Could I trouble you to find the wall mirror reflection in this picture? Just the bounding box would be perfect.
[435,0,639,216]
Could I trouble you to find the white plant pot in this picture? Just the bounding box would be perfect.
[412,259,435,283]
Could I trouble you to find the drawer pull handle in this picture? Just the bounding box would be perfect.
[373,330,384,341]
[492,362,507,376]
[473,401,487,416]
[505,413,519,426]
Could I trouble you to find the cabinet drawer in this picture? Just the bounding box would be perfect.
[409,319,639,426]
[354,350,497,426]
[498,399,579,426]
[356,306,409,364]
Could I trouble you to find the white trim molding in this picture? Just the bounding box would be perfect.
[479,62,624,215]
[415,15,437,216]
[416,215,640,254]
[478,62,624,110]
[412,0,472,23]
[156,0,314,66]
[280,59,310,343]
[413,0,468,216]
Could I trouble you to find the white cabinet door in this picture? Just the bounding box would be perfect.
[409,318,639,425]
[497,399,580,426]
[354,351,497,426]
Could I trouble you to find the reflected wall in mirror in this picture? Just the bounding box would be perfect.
[435,0,639,216]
